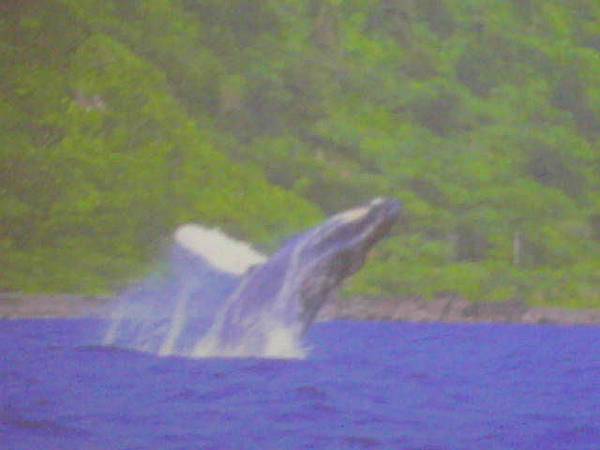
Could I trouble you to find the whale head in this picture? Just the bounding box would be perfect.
[294,197,401,327]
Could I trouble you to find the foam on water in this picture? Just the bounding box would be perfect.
[192,321,307,359]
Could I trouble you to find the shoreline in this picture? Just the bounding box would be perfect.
[1,293,599,325]
[317,296,600,325]
[0,293,111,320]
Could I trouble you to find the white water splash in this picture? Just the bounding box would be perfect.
[192,319,307,359]
[157,284,191,356]
[103,224,307,359]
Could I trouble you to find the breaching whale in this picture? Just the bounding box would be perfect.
[104,198,401,358]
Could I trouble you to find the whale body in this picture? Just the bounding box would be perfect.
[104,198,401,358]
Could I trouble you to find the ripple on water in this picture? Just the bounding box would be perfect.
[2,320,599,450]
[294,384,328,401]
[1,409,90,439]
[340,435,382,448]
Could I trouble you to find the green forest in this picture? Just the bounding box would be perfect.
[1,0,599,308]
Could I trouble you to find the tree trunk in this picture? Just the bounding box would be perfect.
[513,231,521,266]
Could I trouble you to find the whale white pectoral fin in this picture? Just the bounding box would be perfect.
[174,224,267,275]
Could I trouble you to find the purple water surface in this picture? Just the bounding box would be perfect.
[1,320,598,449]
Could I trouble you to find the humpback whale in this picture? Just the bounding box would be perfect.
[104,198,401,358]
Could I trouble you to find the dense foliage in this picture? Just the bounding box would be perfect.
[1,0,599,307]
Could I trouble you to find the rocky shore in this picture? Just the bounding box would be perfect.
[1,293,599,325]
[0,293,111,320]
[318,296,600,325]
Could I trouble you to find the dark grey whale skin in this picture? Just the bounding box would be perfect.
[296,198,401,329]
[213,198,401,350]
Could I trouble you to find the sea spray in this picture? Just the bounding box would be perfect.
[103,226,272,356]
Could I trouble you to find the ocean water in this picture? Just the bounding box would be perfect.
[1,320,598,450]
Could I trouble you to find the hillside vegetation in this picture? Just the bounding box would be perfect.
[1,0,599,307]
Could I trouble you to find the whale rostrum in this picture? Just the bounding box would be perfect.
[104,198,401,358]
